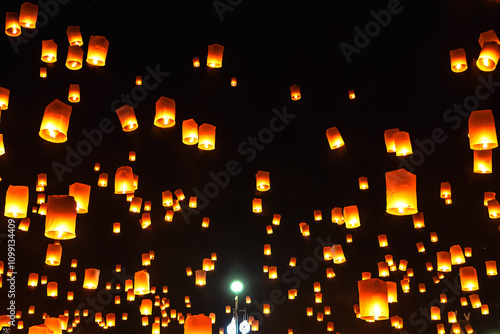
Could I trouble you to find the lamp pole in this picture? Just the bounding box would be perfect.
[228,281,250,334]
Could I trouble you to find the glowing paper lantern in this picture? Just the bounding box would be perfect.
[474,150,492,173]
[378,234,388,247]
[28,273,38,287]
[86,36,109,66]
[44,195,77,240]
[184,314,212,334]
[207,43,224,68]
[4,185,29,218]
[47,281,58,297]
[39,99,72,143]
[66,26,83,46]
[182,119,198,145]
[82,268,100,289]
[385,169,418,216]
[198,123,216,150]
[477,30,500,72]
[468,109,498,150]
[449,245,465,265]
[28,324,54,334]
[195,270,206,286]
[154,96,176,128]
[192,57,200,67]
[115,105,138,132]
[412,212,425,228]
[436,251,452,272]
[256,170,270,191]
[134,270,150,295]
[326,127,345,149]
[459,266,479,291]
[19,2,38,28]
[440,182,451,199]
[98,173,108,187]
[449,48,467,72]
[358,278,389,321]
[41,40,57,63]
[252,198,262,213]
[69,182,90,213]
[68,84,80,103]
[378,262,389,277]
[331,207,344,224]
[358,177,368,189]
[394,131,412,156]
[331,244,346,264]
[343,205,360,228]
[469,294,481,308]
[5,12,21,37]
[66,46,83,70]
[230,77,237,87]
[290,84,301,101]
[485,260,497,276]
[114,166,135,194]
[384,128,399,153]
[0,87,10,110]
[45,243,62,266]
[487,199,500,218]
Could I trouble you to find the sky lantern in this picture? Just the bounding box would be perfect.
[106,314,115,327]
[358,278,389,321]
[384,128,399,153]
[256,170,270,191]
[19,217,30,231]
[346,234,353,243]
[154,96,176,128]
[28,273,38,286]
[69,182,90,213]
[378,234,388,247]
[348,90,355,99]
[28,324,54,334]
[83,268,100,289]
[195,270,206,286]
[343,205,360,228]
[474,149,492,173]
[68,84,80,103]
[460,266,479,291]
[268,266,278,279]
[162,190,173,207]
[198,123,216,150]
[47,282,58,297]
[114,166,135,194]
[326,126,345,149]
[385,169,418,216]
[430,306,441,320]
[314,210,322,221]
[207,43,224,68]
[331,207,344,224]
[66,26,83,46]
[440,182,451,199]
[378,261,389,277]
[192,57,200,67]
[129,197,142,213]
[44,317,62,334]
[135,75,142,85]
[387,281,397,303]
[66,46,83,70]
[134,270,150,295]
[468,109,498,150]
[5,12,21,37]
[449,48,467,72]
[252,198,262,213]
[39,67,47,78]
[41,40,57,63]
[98,173,108,187]
[4,185,29,218]
[412,212,425,228]
[394,131,412,156]
[182,119,199,145]
[189,197,197,208]
[231,77,237,87]
[487,199,500,218]
[0,87,10,110]
[436,251,452,272]
[477,30,500,72]
[449,245,465,265]
[358,176,369,189]
[331,245,346,264]
[115,105,138,132]
[469,294,482,308]
[290,84,301,101]
[44,195,77,240]
[39,99,72,143]
[86,35,109,66]
[19,2,38,28]
[184,314,212,334]
[485,260,497,276]
[45,242,62,266]
[140,299,153,315]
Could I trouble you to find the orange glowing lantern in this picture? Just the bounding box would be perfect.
[207,43,224,68]
[394,131,413,156]
[39,99,72,143]
[231,77,237,87]
[358,177,369,189]
[174,189,185,201]
[358,278,389,321]
[83,268,100,289]
[66,26,83,46]
[253,198,262,213]
[385,169,418,216]
[272,213,281,225]
[41,40,57,63]
[198,123,216,150]
[430,306,441,320]
[98,173,108,187]
[47,281,58,297]
[67,84,80,103]
[477,30,500,72]
[331,207,344,224]
[474,149,492,173]
[387,281,397,303]
[416,242,425,253]
[400,279,410,293]
[114,166,135,194]
[487,199,500,218]
[66,46,83,70]
[189,197,197,208]
[4,185,29,218]
[412,212,425,228]
[485,260,497,276]
[346,234,353,243]
[154,96,176,128]
[469,294,482,308]
[19,2,38,28]
[86,36,109,66]
[28,324,53,334]
[378,234,388,247]
[135,75,142,85]
[450,245,465,265]
[162,190,173,207]
[69,182,90,214]
[129,197,142,213]
[290,84,301,101]
[343,205,360,228]
[326,127,345,149]
[28,273,38,287]
[18,217,30,231]
[45,243,62,266]
[184,314,212,334]
[384,128,399,153]
[430,232,438,243]
[134,270,150,295]
[44,195,77,240]
[331,245,346,264]
[437,251,452,272]
[268,266,277,279]
[182,119,198,145]
[450,48,467,73]
[195,270,206,286]
[419,283,426,293]
[201,217,210,228]
[378,262,389,277]
[460,266,479,291]
[5,12,21,37]
[440,182,451,199]
[314,210,322,221]
[469,109,498,150]
[192,57,200,67]
[256,170,270,191]
[0,87,10,110]
[115,105,138,132]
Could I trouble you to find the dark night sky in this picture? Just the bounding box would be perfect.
[1,0,500,333]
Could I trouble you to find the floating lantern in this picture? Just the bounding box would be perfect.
[384,128,399,153]
[154,96,176,128]
[195,270,206,286]
[343,205,360,228]
[28,273,38,287]
[256,170,270,191]
[40,67,47,78]
[378,234,388,247]
[39,99,72,143]
[207,43,224,68]
[487,199,500,218]
[290,84,301,101]
[47,281,58,297]
[134,270,150,295]
[0,87,10,110]
[68,84,80,103]
[331,207,344,224]
[41,40,57,63]
[198,123,216,150]
[140,299,153,315]
[361,272,371,280]
[18,217,30,231]
[5,12,21,37]
[481,304,489,315]
[44,195,77,240]
[430,306,440,320]
[436,251,452,272]
[45,243,62,266]
[348,90,355,99]
[264,244,271,255]
[469,294,482,308]
[69,182,90,213]
[331,244,346,264]
[469,109,498,150]
[412,212,425,228]
[419,283,426,293]
[416,242,425,253]
[378,261,389,277]
[440,182,451,199]
[400,279,410,293]
[448,312,457,323]
[135,75,142,85]
[189,197,197,208]
[182,119,198,145]
[174,189,185,201]
[460,266,479,291]
[115,105,138,132]
[231,77,237,87]
[485,260,497,276]
[86,36,109,66]
[346,234,353,243]
[19,2,38,28]
[464,247,472,257]
[114,166,135,194]
[192,57,200,67]
[184,314,212,334]
[268,266,277,279]
[129,197,142,213]
[358,177,368,189]
[477,34,500,72]
[83,268,100,289]
[313,210,322,221]
[272,213,281,225]
[430,232,438,243]
[98,173,108,187]
[66,26,83,46]
[162,190,173,206]
[450,245,465,265]
[201,217,210,228]
[394,131,412,156]
[358,278,389,321]
[142,253,151,266]
[4,185,29,218]
[252,198,262,213]
[66,46,83,70]
[387,281,397,303]
[449,48,467,72]
[385,169,418,216]
[473,149,492,173]
[326,127,345,149]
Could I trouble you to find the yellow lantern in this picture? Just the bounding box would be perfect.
[485,260,497,276]
[106,313,115,327]
[268,266,277,279]
[129,197,142,213]
[201,217,210,228]
[358,278,389,321]
[430,232,438,243]
[358,176,369,189]
[449,48,467,72]
[0,87,10,110]
[19,2,38,28]
[69,182,90,213]
[394,131,412,156]
[326,126,345,149]
[477,38,500,72]
[343,205,360,228]
[83,268,100,289]
[98,172,108,187]
[449,245,465,265]
[44,317,62,334]
[385,169,418,215]
[252,198,262,213]
[487,199,500,218]
[68,84,80,103]
[459,266,479,291]
[331,244,346,264]
[440,182,451,199]
[464,247,472,257]
[47,281,58,297]
[473,149,492,173]
[4,185,29,218]
[387,281,397,303]
[189,197,197,208]
[385,254,394,266]
[162,190,173,207]
[313,210,322,221]
[231,77,237,87]
[469,109,498,150]
[154,96,176,128]
[411,212,425,228]
[115,105,138,132]
[86,35,109,66]
[263,304,270,314]
[384,128,399,153]
[114,166,135,194]
[195,270,206,286]
[66,46,83,70]
[400,279,410,293]
[290,84,301,101]
[481,304,489,315]
[66,26,83,46]
[134,270,150,295]
[182,119,199,145]
[378,234,388,247]
[184,314,212,334]
[192,57,200,67]
[41,40,57,63]
[135,75,142,85]
[198,123,216,150]
[256,170,270,191]
[436,251,452,272]
[44,195,77,240]
[430,306,441,320]
[207,43,224,68]
[378,262,389,277]
[45,243,62,266]
[5,12,21,37]
[39,99,72,143]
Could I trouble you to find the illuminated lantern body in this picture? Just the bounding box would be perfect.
[19,2,38,28]
[387,281,397,303]
[41,40,57,63]
[343,205,360,229]
[28,324,54,334]
[385,169,418,216]
[182,119,198,145]
[290,84,301,101]
[326,127,345,149]
[40,67,47,78]
[394,131,412,156]
[154,96,176,128]
[485,260,497,276]
[192,57,200,67]
[106,314,115,327]
[189,197,197,208]
[195,270,206,286]
[384,128,399,153]
[412,212,425,228]
[331,207,344,224]
[115,166,135,194]
[348,90,355,99]
[256,170,270,191]
[449,245,465,265]
[116,105,138,132]
[440,182,451,198]
[0,134,5,156]
[459,266,479,291]
[469,294,481,308]
[44,318,62,334]
[19,217,30,231]
[140,299,153,315]
[39,99,72,143]
[231,77,237,87]
[83,268,100,289]
[28,273,39,287]
[477,38,500,72]
[449,48,467,72]
[378,262,389,277]
[358,177,368,189]
[474,150,492,173]
[469,110,498,150]
[358,278,389,321]
[134,270,150,295]
[0,87,10,110]
[66,46,83,70]
[430,306,440,320]
[66,26,83,46]
[252,198,262,213]
[331,245,346,264]
[98,173,108,187]
[207,43,224,68]
[198,123,216,150]
[69,182,90,213]
[129,197,142,213]
[378,234,388,247]
[5,12,21,37]
[4,185,29,218]
[45,243,62,266]
[86,36,109,66]
[314,210,322,221]
[47,281,58,297]
[487,199,500,218]
[436,251,452,272]
[68,84,80,103]
[184,314,212,334]
[44,195,77,240]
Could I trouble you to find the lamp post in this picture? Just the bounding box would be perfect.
[227,280,250,334]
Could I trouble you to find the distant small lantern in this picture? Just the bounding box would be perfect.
[66,46,84,70]
[40,67,47,78]
[44,195,77,240]
[331,207,344,224]
[68,84,80,103]
[0,87,10,110]
[162,191,173,207]
[83,268,100,289]
[314,210,322,221]
[47,281,58,297]
[69,182,90,213]
[268,266,277,279]
[487,199,500,218]
[231,77,237,87]
[41,40,57,63]
[384,128,399,153]
[290,84,301,101]
[256,170,270,191]
[440,182,451,199]
[154,96,176,128]
[198,123,216,150]
[394,131,413,156]
[485,260,497,276]
[385,169,418,216]
[115,105,139,132]
[450,245,465,265]
[469,109,498,150]
[19,2,38,29]
[98,173,108,187]
[272,213,281,225]
[449,48,467,73]
[4,185,29,218]
[348,90,356,99]
[326,127,345,149]
[189,197,197,208]
[358,177,369,190]
[253,198,262,213]
[207,43,224,68]
[183,119,199,145]
[135,75,142,85]
[192,57,200,67]
[378,234,388,248]
[474,150,492,173]
[331,245,346,264]
[86,35,109,66]
[412,212,425,228]
[174,189,185,201]
[195,270,206,286]
[129,151,136,161]
[113,222,120,234]
[5,12,21,37]
[39,99,72,143]
[66,26,83,46]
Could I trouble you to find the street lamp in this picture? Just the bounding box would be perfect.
[227,280,250,334]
